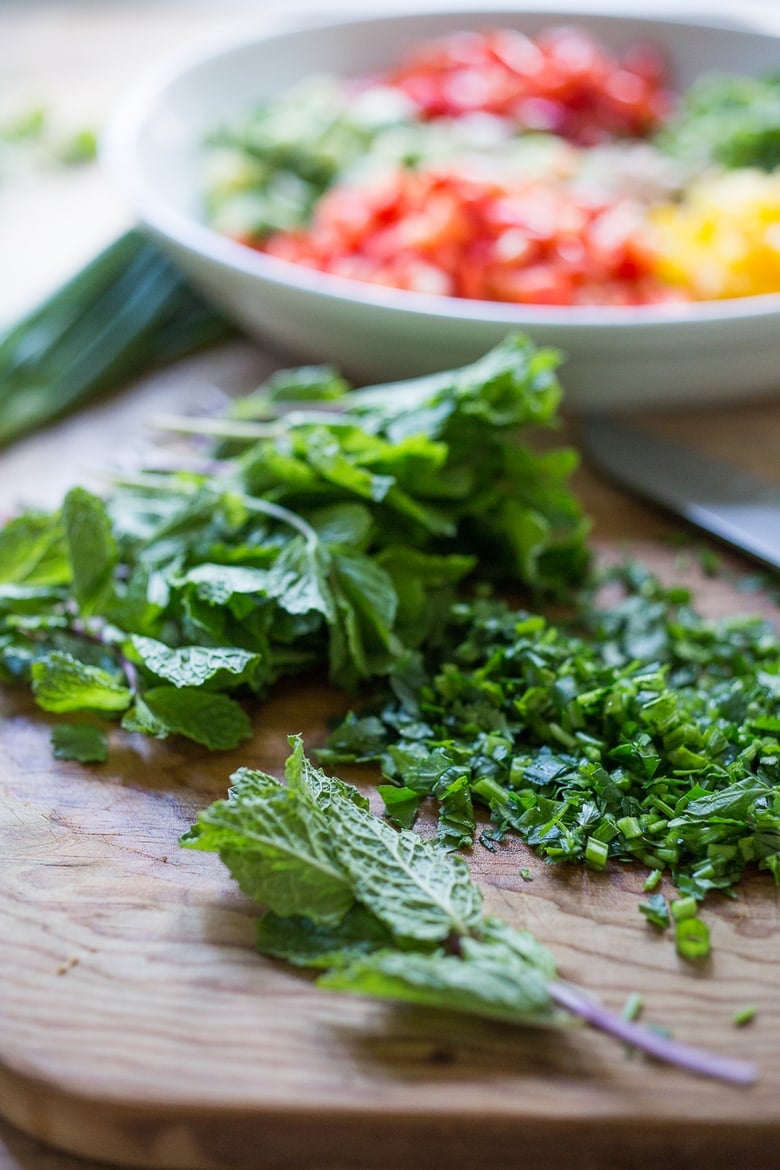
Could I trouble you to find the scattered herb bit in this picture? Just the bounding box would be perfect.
[50,722,108,763]
[670,896,698,922]
[0,337,587,749]
[675,916,711,962]
[643,869,662,893]
[182,737,756,1085]
[697,548,722,578]
[622,992,644,1023]
[732,1005,757,1028]
[0,105,47,143]
[56,127,98,166]
[639,893,670,931]
[519,866,534,882]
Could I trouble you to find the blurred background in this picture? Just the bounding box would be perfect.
[3,0,780,327]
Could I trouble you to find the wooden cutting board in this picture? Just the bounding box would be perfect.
[1,348,779,1170]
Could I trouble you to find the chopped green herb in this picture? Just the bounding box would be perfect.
[656,71,780,172]
[519,866,534,882]
[670,896,698,922]
[326,567,779,940]
[585,836,608,871]
[675,916,711,962]
[639,893,670,930]
[732,1005,757,1027]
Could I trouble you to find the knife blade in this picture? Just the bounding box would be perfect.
[580,416,780,571]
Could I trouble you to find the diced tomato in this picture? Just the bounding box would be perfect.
[381,25,671,142]
[259,167,682,307]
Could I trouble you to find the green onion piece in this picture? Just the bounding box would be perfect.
[0,229,233,448]
[675,916,711,961]
[585,836,608,870]
[471,777,510,805]
[642,868,662,892]
[617,815,642,840]
[732,1005,757,1027]
[670,896,698,922]
[519,866,534,882]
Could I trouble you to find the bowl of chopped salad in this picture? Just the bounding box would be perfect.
[104,5,780,408]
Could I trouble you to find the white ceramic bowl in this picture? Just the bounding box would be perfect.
[104,4,780,410]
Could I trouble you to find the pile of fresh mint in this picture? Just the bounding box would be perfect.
[0,334,775,1081]
[0,335,586,758]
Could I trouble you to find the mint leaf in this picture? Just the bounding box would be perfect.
[121,693,169,738]
[31,652,132,713]
[0,511,69,586]
[139,686,251,750]
[327,798,483,943]
[182,765,354,923]
[256,906,393,968]
[265,537,334,619]
[129,635,265,691]
[50,722,109,763]
[308,502,373,548]
[319,937,556,1025]
[62,487,117,615]
[377,784,421,829]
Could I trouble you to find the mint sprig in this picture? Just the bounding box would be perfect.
[182,738,757,1085]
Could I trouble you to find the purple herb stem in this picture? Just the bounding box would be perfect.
[549,980,757,1086]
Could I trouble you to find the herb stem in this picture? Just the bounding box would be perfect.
[548,981,757,1085]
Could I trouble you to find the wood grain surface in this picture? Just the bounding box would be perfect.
[2,6,780,1168]
[1,337,779,1170]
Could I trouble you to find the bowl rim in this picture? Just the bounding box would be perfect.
[102,1,780,330]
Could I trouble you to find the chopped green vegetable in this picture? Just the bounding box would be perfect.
[585,836,608,871]
[670,896,698,922]
[732,1005,757,1027]
[519,866,534,882]
[325,565,780,942]
[675,916,711,962]
[181,738,756,1084]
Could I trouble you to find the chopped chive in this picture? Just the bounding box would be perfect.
[670,896,698,922]
[585,836,608,870]
[617,815,642,840]
[519,866,534,882]
[642,868,662,892]
[732,1005,757,1027]
[675,916,711,961]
